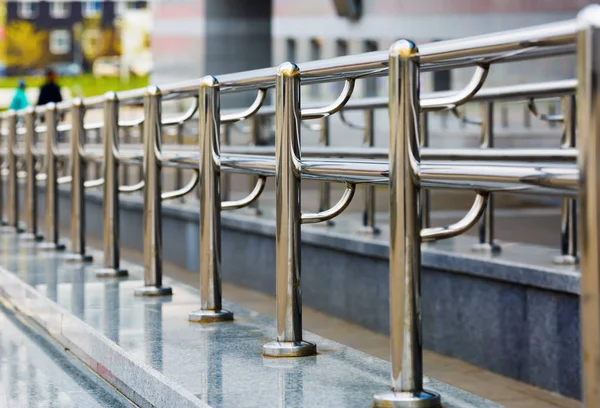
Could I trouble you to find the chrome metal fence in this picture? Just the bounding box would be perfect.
[1,5,600,407]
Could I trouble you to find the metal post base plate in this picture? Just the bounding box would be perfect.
[134,286,173,297]
[189,309,234,323]
[263,341,317,358]
[37,242,66,251]
[95,268,128,278]
[64,253,94,263]
[19,233,44,242]
[471,242,501,254]
[552,254,579,265]
[373,390,441,408]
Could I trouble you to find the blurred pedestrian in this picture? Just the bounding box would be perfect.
[9,79,29,112]
[37,68,63,106]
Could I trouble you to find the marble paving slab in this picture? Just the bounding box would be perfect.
[0,232,504,408]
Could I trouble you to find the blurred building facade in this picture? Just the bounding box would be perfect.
[152,0,593,98]
[0,0,147,75]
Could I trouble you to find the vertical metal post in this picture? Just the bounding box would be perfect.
[472,101,500,253]
[420,111,430,229]
[577,7,600,407]
[374,40,440,407]
[247,116,262,215]
[189,76,233,322]
[318,116,332,224]
[175,122,184,201]
[38,103,66,251]
[66,99,93,262]
[6,110,22,232]
[359,108,379,234]
[121,127,131,186]
[220,123,231,202]
[263,63,316,358]
[134,86,172,296]
[554,95,578,265]
[96,92,128,277]
[21,107,43,241]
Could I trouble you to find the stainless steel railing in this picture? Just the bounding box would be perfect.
[2,5,600,407]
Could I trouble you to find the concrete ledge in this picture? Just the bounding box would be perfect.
[33,186,583,399]
[0,233,501,408]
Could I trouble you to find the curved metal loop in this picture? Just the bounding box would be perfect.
[119,180,145,193]
[84,178,105,188]
[421,193,489,242]
[339,109,366,131]
[161,169,199,200]
[222,176,267,211]
[527,99,564,123]
[57,175,73,185]
[162,97,199,126]
[301,183,356,224]
[421,64,489,111]
[221,89,267,124]
[450,107,482,126]
[301,78,356,120]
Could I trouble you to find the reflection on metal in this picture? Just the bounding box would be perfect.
[134,87,172,297]
[38,104,66,251]
[576,6,600,407]
[472,101,501,254]
[21,108,43,241]
[373,40,441,408]
[6,111,22,233]
[554,95,578,265]
[190,76,233,322]
[0,7,598,404]
[263,63,316,358]
[96,92,128,278]
[65,99,93,263]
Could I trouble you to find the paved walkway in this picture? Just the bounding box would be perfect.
[85,236,580,408]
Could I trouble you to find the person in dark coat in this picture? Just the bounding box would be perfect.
[37,69,63,106]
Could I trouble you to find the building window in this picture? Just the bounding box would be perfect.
[18,1,39,19]
[336,39,348,57]
[363,40,378,96]
[285,38,296,63]
[50,30,71,55]
[309,38,322,98]
[83,0,103,17]
[49,1,70,18]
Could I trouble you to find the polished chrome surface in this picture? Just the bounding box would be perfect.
[0,8,598,405]
[66,99,93,263]
[98,92,127,277]
[189,76,232,323]
[555,95,579,265]
[21,107,42,241]
[6,110,21,232]
[38,104,65,251]
[472,101,501,254]
[134,86,172,297]
[373,40,440,408]
[576,6,600,407]
[263,63,316,358]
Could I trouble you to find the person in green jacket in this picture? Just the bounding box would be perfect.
[9,80,30,112]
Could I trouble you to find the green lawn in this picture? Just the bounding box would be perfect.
[0,74,149,98]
